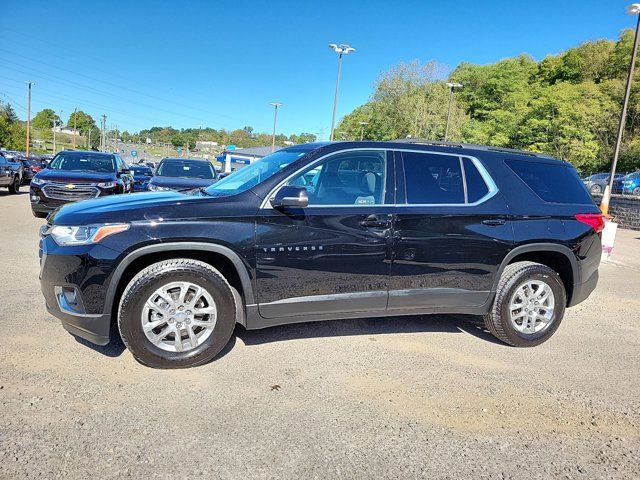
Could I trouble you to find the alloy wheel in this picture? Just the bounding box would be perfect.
[508,280,555,335]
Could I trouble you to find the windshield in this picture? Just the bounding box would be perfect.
[48,153,115,172]
[204,149,308,197]
[130,165,152,174]
[157,159,215,179]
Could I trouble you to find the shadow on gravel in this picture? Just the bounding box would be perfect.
[73,322,126,357]
[236,314,506,347]
[0,190,28,197]
[72,314,505,363]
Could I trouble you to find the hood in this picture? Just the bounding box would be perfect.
[36,169,116,184]
[149,175,217,190]
[49,189,258,226]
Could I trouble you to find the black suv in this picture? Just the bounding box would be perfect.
[39,141,603,368]
[30,150,133,218]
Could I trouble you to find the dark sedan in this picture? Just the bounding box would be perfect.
[147,158,218,192]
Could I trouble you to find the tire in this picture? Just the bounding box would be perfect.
[589,184,602,195]
[483,261,566,347]
[118,258,237,369]
[8,176,20,194]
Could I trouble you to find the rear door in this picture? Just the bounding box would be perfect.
[255,149,395,318]
[389,150,514,311]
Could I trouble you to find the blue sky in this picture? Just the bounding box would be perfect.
[1,0,637,140]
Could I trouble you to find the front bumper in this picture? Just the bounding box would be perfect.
[40,235,121,345]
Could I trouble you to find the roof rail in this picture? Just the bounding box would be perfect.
[388,138,543,158]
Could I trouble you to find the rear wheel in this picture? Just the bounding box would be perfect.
[8,176,20,194]
[118,259,237,368]
[484,261,566,347]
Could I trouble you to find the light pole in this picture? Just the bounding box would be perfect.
[602,3,640,215]
[269,102,282,152]
[444,82,462,142]
[358,121,369,141]
[25,81,33,157]
[328,43,356,141]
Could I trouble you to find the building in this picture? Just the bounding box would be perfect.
[196,141,218,153]
[53,126,79,136]
[217,146,280,173]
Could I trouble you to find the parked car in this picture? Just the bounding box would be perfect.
[582,173,623,195]
[147,158,218,192]
[30,150,134,218]
[0,151,24,193]
[39,140,603,368]
[129,164,154,191]
[621,171,640,195]
[18,157,45,184]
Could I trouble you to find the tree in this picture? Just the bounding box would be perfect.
[68,110,97,133]
[32,109,61,130]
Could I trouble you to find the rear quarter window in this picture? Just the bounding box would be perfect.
[506,159,592,204]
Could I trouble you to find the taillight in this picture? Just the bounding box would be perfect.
[575,213,605,233]
[31,167,41,173]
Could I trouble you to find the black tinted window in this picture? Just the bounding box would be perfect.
[506,159,592,204]
[402,152,464,204]
[463,158,489,202]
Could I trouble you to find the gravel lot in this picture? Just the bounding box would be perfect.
[1,190,639,479]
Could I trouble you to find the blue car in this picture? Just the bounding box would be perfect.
[621,171,640,196]
[128,164,154,191]
[147,158,218,192]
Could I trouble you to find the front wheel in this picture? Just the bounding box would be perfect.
[8,176,20,194]
[118,259,237,368]
[589,184,602,195]
[484,261,566,347]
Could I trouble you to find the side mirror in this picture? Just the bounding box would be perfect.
[270,185,309,209]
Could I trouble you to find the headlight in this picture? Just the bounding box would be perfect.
[148,184,170,191]
[97,181,116,188]
[32,177,46,186]
[50,224,130,246]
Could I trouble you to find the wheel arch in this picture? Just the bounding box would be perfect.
[105,242,255,325]
[493,243,579,305]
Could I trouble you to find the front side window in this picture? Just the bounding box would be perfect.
[48,152,115,173]
[286,150,387,206]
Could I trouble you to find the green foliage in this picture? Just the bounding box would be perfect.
[32,109,61,130]
[336,30,640,174]
[0,101,25,150]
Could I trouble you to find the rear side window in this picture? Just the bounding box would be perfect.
[402,152,464,204]
[506,159,592,204]
[401,152,491,204]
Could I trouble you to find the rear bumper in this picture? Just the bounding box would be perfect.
[568,269,598,307]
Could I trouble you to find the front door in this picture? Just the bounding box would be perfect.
[389,149,514,310]
[255,149,395,319]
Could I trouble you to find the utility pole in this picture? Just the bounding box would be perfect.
[444,82,462,142]
[72,107,77,149]
[25,81,33,157]
[88,129,92,149]
[328,43,355,141]
[602,3,640,215]
[100,114,106,152]
[358,121,369,141]
[269,102,282,152]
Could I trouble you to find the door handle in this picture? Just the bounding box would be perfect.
[482,219,506,226]
[360,215,391,228]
